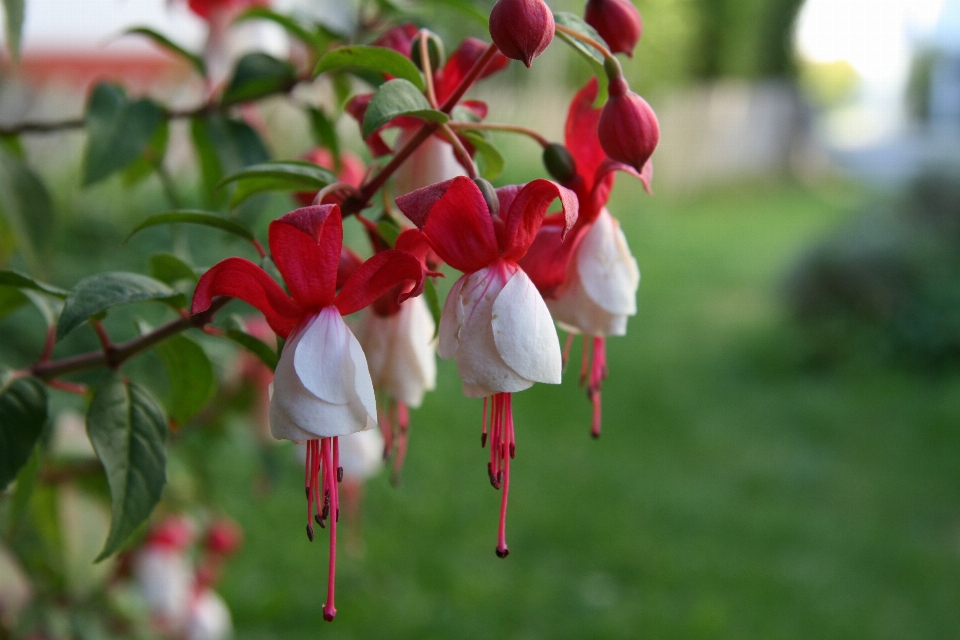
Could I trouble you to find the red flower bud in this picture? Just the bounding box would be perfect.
[204,519,243,556]
[598,78,659,174]
[489,0,555,68]
[584,0,643,57]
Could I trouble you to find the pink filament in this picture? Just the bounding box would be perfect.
[323,437,339,621]
[588,337,607,438]
[392,402,410,483]
[484,393,514,557]
[562,333,575,371]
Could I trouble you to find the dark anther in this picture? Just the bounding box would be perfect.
[495,547,510,558]
[337,467,344,483]
[306,524,315,542]
[481,432,488,448]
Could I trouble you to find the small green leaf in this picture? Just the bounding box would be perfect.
[222,53,296,104]
[57,273,177,339]
[553,12,610,106]
[86,375,167,561]
[149,253,198,285]
[0,371,47,492]
[461,131,505,180]
[217,161,336,208]
[314,45,425,91]
[126,210,258,246]
[125,27,205,75]
[122,119,170,187]
[0,269,68,297]
[83,84,165,185]
[423,278,441,338]
[222,319,278,371]
[0,287,27,319]
[362,79,448,138]
[235,7,327,52]
[376,215,401,247]
[2,0,24,61]
[0,147,57,271]
[154,335,215,425]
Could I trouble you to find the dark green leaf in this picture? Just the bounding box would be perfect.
[154,335,215,425]
[190,116,226,206]
[0,286,27,319]
[222,53,296,104]
[553,12,609,106]
[0,147,56,270]
[423,278,441,339]
[125,27,205,75]
[2,0,24,61]
[122,119,170,187]
[217,161,336,208]
[0,372,47,492]
[191,113,271,207]
[461,131,505,180]
[57,273,177,339]
[0,132,23,158]
[0,269,68,297]
[149,253,198,285]
[222,318,278,371]
[83,84,165,185]
[21,289,62,327]
[307,107,340,163]
[362,79,448,138]
[5,445,39,536]
[376,214,401,247]
[314,45,425,91]
[235,7,326,52]
[86,375,167,561]
[126,210,258,246]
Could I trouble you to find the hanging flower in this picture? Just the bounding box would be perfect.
[520,78,648,437]
[132,516,196,634]
[192,204,423,620]
[396,176,577,557]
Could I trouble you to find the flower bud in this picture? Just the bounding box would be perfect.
[598,78,659,173]
[489,0,555,68]
[542,143,577,184]
[473,177,500,217]
[411,30,446,73]
[584,0,643,57]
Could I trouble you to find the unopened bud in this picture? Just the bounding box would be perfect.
[489,0,555,68]
[584,0,643,57]
[542,143,577,183]
[412,31,445,73]
[598,86,659,174]
[473,177,500,217]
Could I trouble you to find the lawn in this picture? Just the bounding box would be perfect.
[190,179,960,639]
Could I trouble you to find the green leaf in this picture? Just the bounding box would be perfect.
[2,0,24,61]
[222,316,278,371]
[0,372,47,492]
[314,45,425,91]
[376,214,401,247]
[423,278,442,338]
[553,12,610,107]
[6,444,40,536]
[0,286,27,319]
[307,107,340,163]
[0,147,57,270]
[86,375,167,561]
[125,27,205,75]
[235,7,327,52]
[362,79,448,138]
[21,289,63,327]
[222,52,296,104]
[83,84,165,185]
[149,253,198,285]
[190,113,271,207]
[217,161,337,208]
[154,335,215,425]
[461,131,505,180]
[0,269,68,297]
[57,272,177,339]
[122,119,170,187]
[126,210,258,246]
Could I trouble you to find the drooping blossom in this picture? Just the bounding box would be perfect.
[355,229,438,481]
[396,176,578,557]
[520,78,649,437]
[489,0,555,67]
[192,204,424,620]
[584,0,643,57]
[347,29,509,197]
[186,589,233,640]
[132,516,195,633]
[294,148,366,207]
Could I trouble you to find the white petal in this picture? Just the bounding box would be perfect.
[347,329,378,426]
[294,307,355,405]
[437,274,465,360]
[577,209,640,316]
[547,273,629,337]
[492,269,562,385]
[337,430,384,481]
[408,295,438,393]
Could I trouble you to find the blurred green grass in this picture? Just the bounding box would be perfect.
[190,179,960,639]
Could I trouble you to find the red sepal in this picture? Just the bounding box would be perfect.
[517,215,582,297]
[268,205,342,310]
[565,78,607,197]
[192,257,302,339]
[337,247,363,290]
[498,179,578,261]
[335,250,425,316]
[395,177,499,273]
[373,23,419,57]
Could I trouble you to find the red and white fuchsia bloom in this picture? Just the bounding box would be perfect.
[397,176,578,556]
[192,204,423,621]
[521,78,649,437]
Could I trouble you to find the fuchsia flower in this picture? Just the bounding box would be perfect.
[347,30,509,196]
[520,78,649,437]
[187,0,272,86]
[584,0,643,57]
[489,0,555,67]
[192,204,423,620]
[396,176,577,557]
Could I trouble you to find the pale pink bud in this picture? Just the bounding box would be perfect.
[598,77,659,174]
[584,0,643,57]
[489,0,555,68]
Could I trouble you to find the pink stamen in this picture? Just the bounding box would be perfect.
[392,402,410,484]
[495,393,513,558]
[305,440,315,541]
[590,336,607,439]
[580,335,591,387]
[378,406,393,460]
[323,436,339,621]
[562,333,575,371]
[481,396,488,448]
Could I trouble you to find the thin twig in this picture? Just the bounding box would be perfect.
[419,31,439,109]
[448,121,550,147]
[438,122,478,179]
[555,24,614,60]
